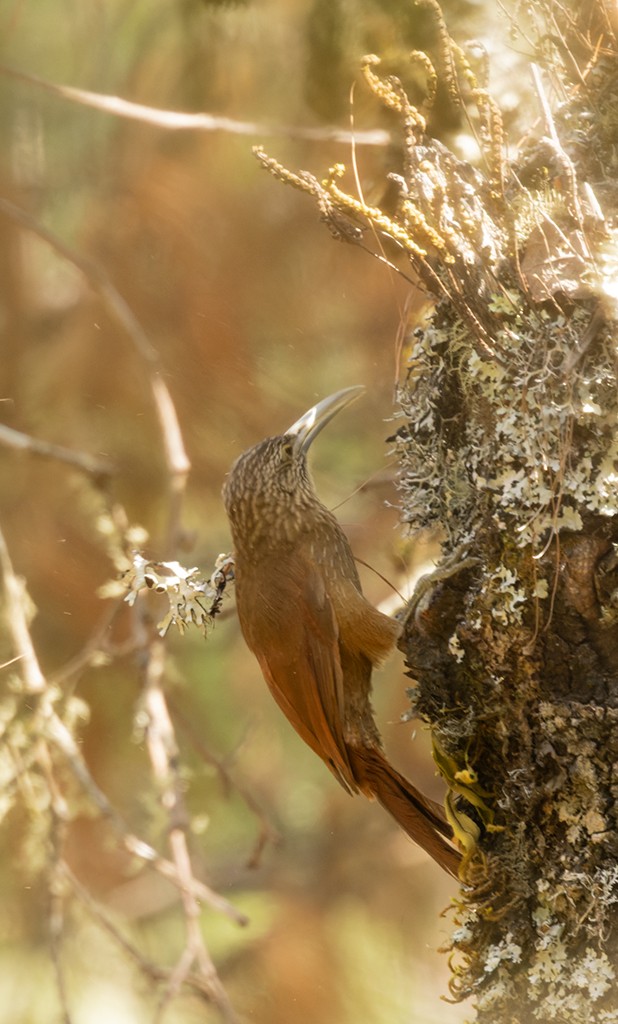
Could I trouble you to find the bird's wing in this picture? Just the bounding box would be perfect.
[238,552,357,793]
[335,577,402,666]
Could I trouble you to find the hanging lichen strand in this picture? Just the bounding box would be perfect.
[255,2,618,1020]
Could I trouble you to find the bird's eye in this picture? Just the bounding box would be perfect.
[280,441,294,462]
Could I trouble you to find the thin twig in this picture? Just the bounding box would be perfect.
[62,864,232,1004]
[150,375,190,553]
[171,699,281,869]
[0,198,190,483]
[0,63,244,1023]
[0,522,46,694]
[530,63,583,222]
[0,524,73,1017]
[48,600,128,688]
[0,197,156,361]
[53,710,249,926]
[0,521,248,928]
[1,63,390,147]
[39,744,73,1024]
[0,653,24,671]
[142,639,241,1023]
[0,422,114,480]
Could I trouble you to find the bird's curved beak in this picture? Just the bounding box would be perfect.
[285,386,365,455]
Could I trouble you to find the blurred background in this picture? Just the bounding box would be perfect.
[0,2,526,1021]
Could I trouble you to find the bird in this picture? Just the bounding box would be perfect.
[223,386,460,877]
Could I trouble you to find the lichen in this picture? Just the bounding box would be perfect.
[253,3,618,1019]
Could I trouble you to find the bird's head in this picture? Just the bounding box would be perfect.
[223,386,364,554]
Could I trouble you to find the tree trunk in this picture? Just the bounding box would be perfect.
[259,0,618,1019]
[395,3,618,1020]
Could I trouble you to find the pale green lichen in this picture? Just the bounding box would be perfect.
[101,552,234,637]
[485,565,528,625]
[448,631,466,661]
[398,305,618,554]
[519,871,618,1019]
[484,933,523,973]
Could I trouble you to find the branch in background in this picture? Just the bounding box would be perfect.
[38,741,73,1024]
[171,700,281,869]
[0,197,190,552]
[63,864,235,1006]
[48,600,129,688]
[47,707,248,926]
[0,422,114,481]
[140,638,241,1023]
[0,185,252,1020]
[0,64,390,147]
[0,520,46,695]
[0,521,246,1021]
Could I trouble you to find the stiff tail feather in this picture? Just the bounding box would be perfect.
[349,746,461,878]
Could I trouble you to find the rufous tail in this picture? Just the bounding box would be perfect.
[349,745,461,878]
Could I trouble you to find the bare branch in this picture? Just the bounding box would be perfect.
[171,700,281,869]
[0,519,248,940]
[63,864,238,1006]
[0,196,191,547]
[0,422,114,480]
[48,708,249,926]
[0,521,46,694]
[141,638,241,1023]
[1,63,390,147]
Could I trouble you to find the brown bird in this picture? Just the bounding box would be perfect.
[223,387,460,877]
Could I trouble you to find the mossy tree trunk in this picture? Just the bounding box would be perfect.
[259,1,618,1019]
[395,5,618,1020]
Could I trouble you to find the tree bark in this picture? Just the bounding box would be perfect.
[259,1,618,1019]
[394,3,618,1020]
